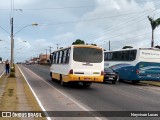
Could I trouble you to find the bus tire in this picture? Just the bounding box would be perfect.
[132,80,140,84]
[50,72,54,81]
[83,83,91,88]
[60,75,66,86]
[112,80,116,84]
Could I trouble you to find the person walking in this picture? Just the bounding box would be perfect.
[5,59,10,76]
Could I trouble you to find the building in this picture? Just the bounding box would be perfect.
[39,54,50,64]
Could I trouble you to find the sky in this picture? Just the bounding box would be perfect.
[0,0,160,62]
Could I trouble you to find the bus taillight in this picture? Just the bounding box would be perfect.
[101,71,104,75]
[69,69,73,74]
[136,69,140,74]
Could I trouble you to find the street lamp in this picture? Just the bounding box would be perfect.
[15,40,27,46]
[10,17,38,68]
[14,23,38,35]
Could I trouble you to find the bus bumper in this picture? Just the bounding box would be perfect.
[63,74,104,83]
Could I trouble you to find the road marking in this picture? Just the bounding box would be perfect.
[18,66,52,120]
[0,71,5,78]
[21,66,107,120]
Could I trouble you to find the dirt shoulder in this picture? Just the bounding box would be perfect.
[0,65,46,120]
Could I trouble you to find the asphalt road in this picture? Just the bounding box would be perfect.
[18,64,160,120]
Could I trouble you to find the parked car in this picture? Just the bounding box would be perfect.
[103,67,119,84]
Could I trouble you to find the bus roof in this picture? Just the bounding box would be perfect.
[104,48,160,52]
[52,44,103,53]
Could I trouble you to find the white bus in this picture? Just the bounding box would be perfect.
[50,45,104,87]
[104,48,160,83]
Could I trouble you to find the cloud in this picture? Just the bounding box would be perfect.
[1,0,160,62]
[53,32,75,46]
[74,0,160,50]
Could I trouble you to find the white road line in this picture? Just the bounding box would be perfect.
[22,66,107,120]
[18,66,52,120]
[0,71,5,78]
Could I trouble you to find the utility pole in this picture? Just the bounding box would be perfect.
[109,40,110,51]
[49,46,53,55]
[11,17,14,68]
[45,49,48,62]
[56,44,60,50]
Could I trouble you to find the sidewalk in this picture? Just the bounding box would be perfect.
[0,65,46,120]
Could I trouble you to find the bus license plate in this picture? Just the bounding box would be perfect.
[84,78,91,80]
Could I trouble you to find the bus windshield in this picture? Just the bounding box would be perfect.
[73,47,102,63]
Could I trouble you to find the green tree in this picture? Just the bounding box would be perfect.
[91,43,97,46]
[155,45,160,49]
[86,43,97,46]
[72,39,85,45]
[148,16,160,47]
[0,57,2,61]
[122,46,133,49]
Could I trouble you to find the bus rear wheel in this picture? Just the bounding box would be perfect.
[132,80,140,84]
[50,72,54,81]
[60,75,66,86]
[83,82,92,88]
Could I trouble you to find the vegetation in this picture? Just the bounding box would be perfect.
[155,45,160,49]
[72,39,97,46]
[86,43,97,46]
[122,46,133,49]
[10,64,15,77]
[148,16,160,47]
[72,39,85,45]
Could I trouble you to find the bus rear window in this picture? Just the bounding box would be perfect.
[73,47,102,63]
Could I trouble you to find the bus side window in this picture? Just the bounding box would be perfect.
[108,53,112,61]
[130,50,137,61]
[59,51,63,64]
[61,51,64,64]
[56,52,59,64]
[62,50,67,64]
[104,53,108,61]
[53,53,56,63]
[66,49,70,64]
[124,51,129,61]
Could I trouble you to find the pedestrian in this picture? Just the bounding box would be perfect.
[5,59,10,76]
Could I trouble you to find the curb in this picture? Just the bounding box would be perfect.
[140,81,160,87]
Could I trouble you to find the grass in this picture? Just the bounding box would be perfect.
[0,67,46,120]
[141,81,160,86]
[0,76,18,111]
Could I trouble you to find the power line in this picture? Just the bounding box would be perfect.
[85,10,159,40]
[81,3,160,43]
[98,31,151,47]
[34,2,160,43]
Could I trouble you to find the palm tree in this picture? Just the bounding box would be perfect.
[148,16,160,47]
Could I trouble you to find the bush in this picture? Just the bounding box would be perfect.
[10,72,15,77]
[10,64,15,72]
[10,64,15,77]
